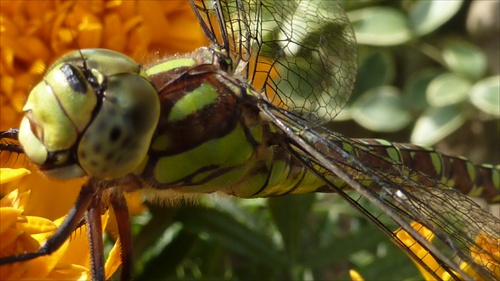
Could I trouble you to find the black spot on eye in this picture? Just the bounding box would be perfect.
[90,160,98,167]
[110,126,121,142]
[60,64,87,94]
[80,151,87,159]
[105,152,114,161]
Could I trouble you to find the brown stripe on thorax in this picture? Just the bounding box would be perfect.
[150,65,242,156]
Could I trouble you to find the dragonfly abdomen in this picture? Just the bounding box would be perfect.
[354,138,500,203]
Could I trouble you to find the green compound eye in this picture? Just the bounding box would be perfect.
[19,49,160,180]
[78,72,160,179]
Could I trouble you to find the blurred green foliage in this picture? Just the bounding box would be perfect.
[341,0,499,149]
[118,1,499,280]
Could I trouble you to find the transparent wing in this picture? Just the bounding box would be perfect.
[192,0,500,279]
[192,0,357,121]
[258,101,500,280]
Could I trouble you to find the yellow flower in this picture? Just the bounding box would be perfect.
[0,168,124,280]
[395,221,445,280]
[470,233,500,277]
[0,169,82,279]
[349,269,365,281]
[443,232,500,280]
[1,1,208,279]
[395,221,500,280]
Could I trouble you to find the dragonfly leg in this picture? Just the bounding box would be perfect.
[110,190,133,281]
[0,128,19,140]
[0,177,96,265]
[0,128,23,154]
[87,188,105,281]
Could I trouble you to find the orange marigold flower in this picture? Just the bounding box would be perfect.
[1,0,207,131]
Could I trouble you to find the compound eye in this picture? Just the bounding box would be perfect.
[78,73,160,180]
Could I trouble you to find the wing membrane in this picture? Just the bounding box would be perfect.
[192,0,357,121]
[258,101,500,280]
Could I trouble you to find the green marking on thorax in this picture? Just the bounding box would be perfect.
[146,58,196,76]
[168,83,219,122]
[154,123,255,185]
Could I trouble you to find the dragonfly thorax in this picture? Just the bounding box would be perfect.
[19,49,160,180]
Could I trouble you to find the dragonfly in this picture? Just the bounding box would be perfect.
[0,0,499,280]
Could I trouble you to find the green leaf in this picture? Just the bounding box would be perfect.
[411,105,466,145]
[355,50,395,94]
[268,194,316,261]
[409,0,463,36]
[352,86,411,132]
[403,68,443,111]
[179,206,288,267]
[136,229,199,280]
[442,41,487,79]
[469,76,500,116]
[427,73,472,106]
[307,222,386,268]
[349,7,411,46]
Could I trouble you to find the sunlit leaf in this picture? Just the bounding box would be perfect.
[352,86,411,132]
[409,1,463,36]
[411,105,466,145]
[442,41,487,79]
[427,73,471,106]
[469,76,500,116]
[349,7,411,46]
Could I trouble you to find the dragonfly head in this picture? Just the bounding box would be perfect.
[19,49,160,180]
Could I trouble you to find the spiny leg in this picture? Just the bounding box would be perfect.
[0,129,23,154]
[87,189,105,281]
[0,128,19,140]
[110,191,133,281]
